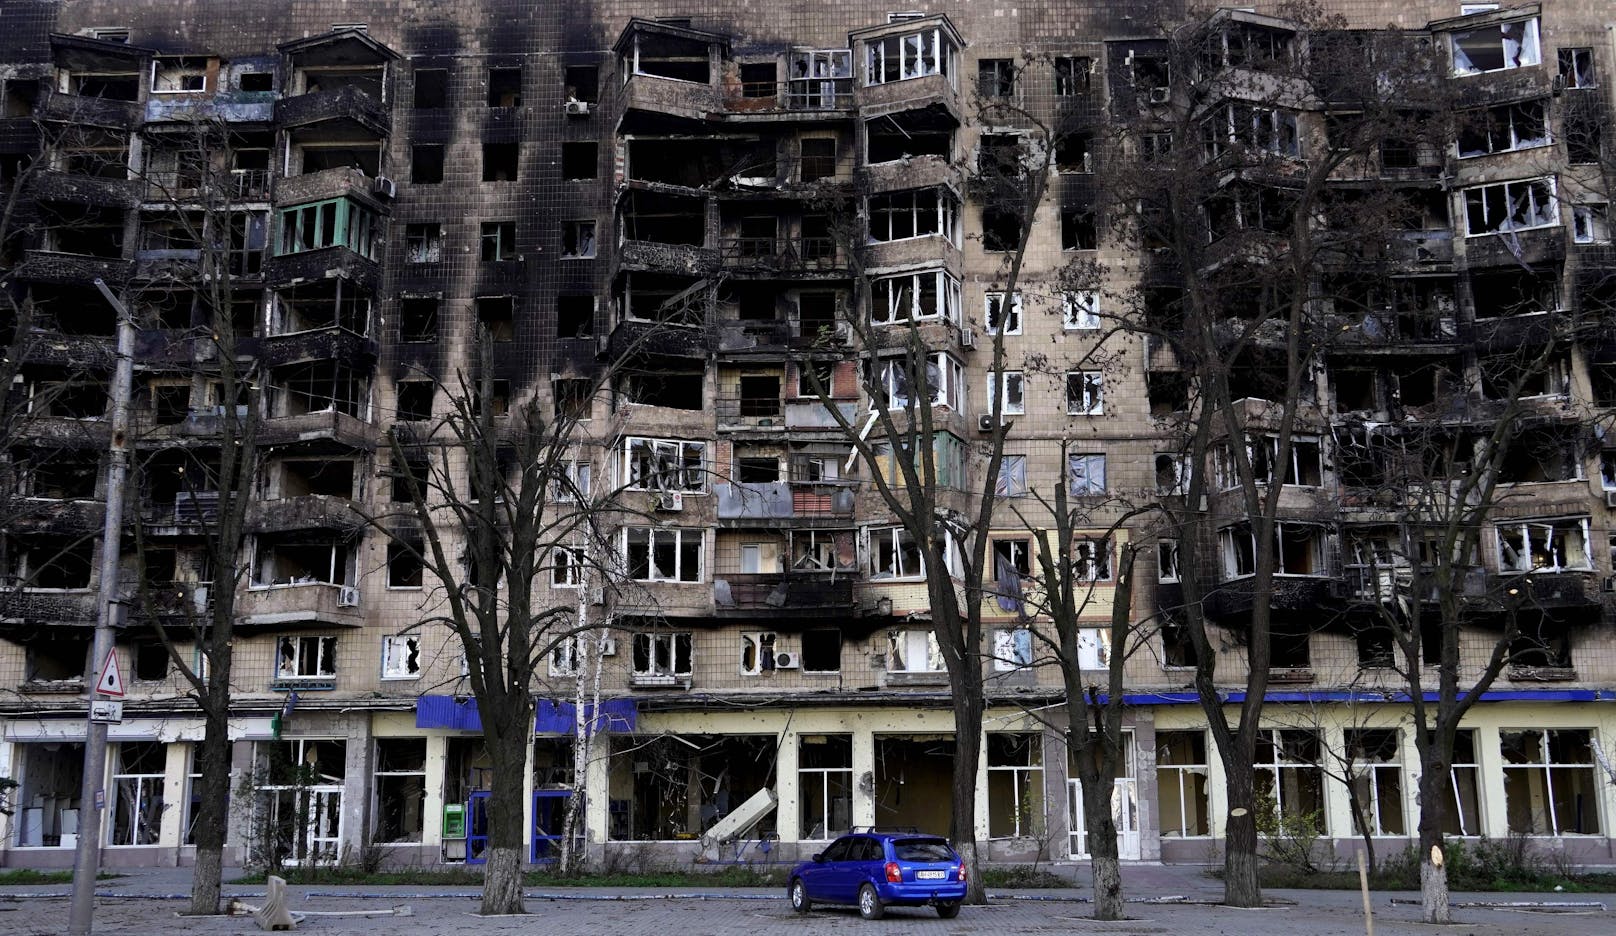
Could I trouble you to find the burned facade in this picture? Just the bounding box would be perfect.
[1,0,1615,872]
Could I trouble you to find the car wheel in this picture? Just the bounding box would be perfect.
[936,901,961,919]
[858,883,885,920]
[789,879,811,914]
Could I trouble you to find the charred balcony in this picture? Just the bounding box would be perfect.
[27,166,139,208]
[714,481,857,525]
[713,573,856,616]
[613,19,729,124]
[1201,575,1342,624]
[276,29,396,142]
[274,166,388,211]
[34,85,141,131]
[1464,226,1564,270]
[262,245,380,290]
[13,249,132,287]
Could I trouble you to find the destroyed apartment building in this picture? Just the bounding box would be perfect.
[0,0,1614,870]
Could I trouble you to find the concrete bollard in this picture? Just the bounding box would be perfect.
[255,875,297,931]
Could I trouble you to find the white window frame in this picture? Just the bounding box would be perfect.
[108,742,166,846]
[1346,729,1406,837]
[1499,729,1602,836]
[986,370,1026,415]
[1062,290,1100,329]
[996,454,1028,496]
[551,546,584,587]
[992,626,1034,671]
[1157,539,1181,583]
[1076,627,1111,670]
[868,525,925,579]
[1074,536,1113,583]
[1449,16,1541,77]
[1559,47,1597,89]
[372,738,428,845]
[870,269,962,325]
[798,736,853,841]
[1573,204,1610,245]
[1457,99,1550,158]
[987,733,1044,839]
[1155,452,1190,495]
[1255,729,1326,832]
[380,634,421,680]
[1495,517,1593,573]
[866,188,960,245]
[864,27,955,86]
[1447,729,1483,837]
[552,460,592,501]
[549,635,585,677]
[1220,523,1327,577]
[886,628,943,672]
[1203,102,1300,159]
[875,352,964,412]
[1068,453,1106,496]
[740,631,779,675]
[623,437,706,492]
[624,527,704,583]
[1157,730,1210,838]
[984,290,1022,335]
[1463,176,1558,237]
[276,634,337,680]
[631,632,693,680]
[1066,370,1104,415]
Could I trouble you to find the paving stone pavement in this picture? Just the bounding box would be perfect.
[0,865,1610,935]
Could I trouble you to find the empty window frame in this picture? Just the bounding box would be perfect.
[1457,99,1549,158]
[386,541,423,588]
[984,290,1021,335]
[413,68,447,108]
[868,525,924,579]
[801,630,842,672]
[480,221,517,260]
[411,144,444,183]
[487,67,522,106]
[1254,730,1325,833]
[886,628,943,671]
[624,528,703,582]
[482,142,519,181]
[1443,729,1483,837]
[1449,17,1541,77]
[1074,536,1112,582]
[1572,204,1610,244]
[1201,103,1300,159]
[624,437,706,492]
[1061,208,1099,250]
[872,352,965,411]
[279,199,377,258]
[1558,48,1596,89]
[865,27,956,85]
[1065,452,1107,496]
[1065,371,1104,415]
[109,742,166,845]
[151,57,209,94]
[987,734,1043,838]
[799,735,853,840]
[1220,523,1326,577]
[986,371,1025,415]
[565,65,600,103]
[1346,729,1406,836]
[1157,731,1210,837]
[1217,435,1323,488]
[561,141,598,180]
[275,635,337,680]
[1463,177,1558,235]
[866,188,958,243]
[870,269,961,323]
[373,738,427,843]
[1053,56,1091,95]
[561,220,596,258]
[1157,539,1182,583]
[1500,729,1601,835]
[399,296,439,341]
[1063,291,1100,329]
[631,632,693,679]
[1495,517,1592,573]
[381,634,421,679]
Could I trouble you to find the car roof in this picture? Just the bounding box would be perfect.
[839,831,951,843]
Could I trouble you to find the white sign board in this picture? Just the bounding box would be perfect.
[89,699,124,724]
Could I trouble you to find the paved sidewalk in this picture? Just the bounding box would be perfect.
[0,864,1609,935]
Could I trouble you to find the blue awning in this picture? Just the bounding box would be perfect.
[415,695,638,733]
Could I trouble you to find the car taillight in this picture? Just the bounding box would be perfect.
[957,862,967,882]
[885,862,902,883]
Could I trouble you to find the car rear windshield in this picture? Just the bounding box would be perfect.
[892,838,955,862]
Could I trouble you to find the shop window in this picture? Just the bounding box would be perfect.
[1157,731,1210,836]
[373,739,427,843]
[1500,729,1601,834]
[987,734,1043,838]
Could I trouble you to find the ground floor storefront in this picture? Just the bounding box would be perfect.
[2,695,1613,868]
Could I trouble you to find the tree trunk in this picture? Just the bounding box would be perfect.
[1420,856,1450,925]
[480,708,529,915]
[1222,767,1261,908]
[186,708,232,915]
[950,687,986,904]
[1083,781,1124,921]
[1416,763,1451,924]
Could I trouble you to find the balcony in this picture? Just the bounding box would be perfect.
[619,72,722,123]
[0,589,98,626]
[1202,575,1339,622]
[238,582,362,629]
[714,481,856,524]
[713,573,856,616]
[717,237,845,276]
[275,84,390,140]
[11,249,133,285]
[860,154,959,195]
[34,86,140,130]
[6,498,105,536]
[720,80,855,120]
[1464,227,1564,269]
[247,494,363,534]
[255,327,378,368]
[617,239,719,276]
[262,245,380,290]
[273,166,379,209]
[28,168,139,208]
[854,73,960,121]
[145,90,276,125]
[140,168,273,204]
[601,318,711,361]
[259,409,378,450]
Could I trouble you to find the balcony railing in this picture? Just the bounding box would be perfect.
[717,236,840,270]
[725,79,855,112]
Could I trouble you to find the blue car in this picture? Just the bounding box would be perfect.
[788,829,967,919]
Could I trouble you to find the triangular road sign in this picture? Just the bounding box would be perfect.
[95,649,125,697]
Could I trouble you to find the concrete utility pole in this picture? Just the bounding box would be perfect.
[68,279,136,936]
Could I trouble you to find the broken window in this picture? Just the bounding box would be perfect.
[1201,103,1299,159]
[386,541,423,588]
[981,207,1022,251]
[548,546,583,588]
[1345,729,1405,836]
[871,352,965,411]
[271,280,370,335]
[788,50,852,109]
[556,295,595,338]
[399,296,439,342]
[479,222,517,261]
[986,371,1025,415]
[867,188,958,243]
[487,67,522,106]
[133,642,168,682]
[1501,729,1600,835]
[800,137,837,181]
[984,289,1022,335]
[995,454,1027,497]
[275,635,337,680]
[887,628,943,671]
[561,220,596,258]
[413,68,447,108]
[254,538,353,587]
[411,144,444,183]
[987,734,1043,838]
[1157,731,1209,837]
[1509,618,1573,670]
[1161,612,1198,668]
[1457,98,1549,157]
[868,526,923,579]
[865,26,955,84]
[270,361,367,418]
[1074,536,1112,582]
[865,112,953,162]
[109,741,166,846]
[373,738,426,843]
[267,459,354,499]
[390,456,428,503]
[1496,518,1592,573]
[870,269,960,323]
[279,198,377,258]
[1157,540,1182,583]
[475,296,515,342]
[1220,523,1325,577]
[1055,133,1093,173]
[1254,730,1324,831]
[1155,453,1189,495]
[482,142,519,181]
[7,536,94,589]
[1480,353,1569,400]
[151,56,209,94]
[561,141,597,180]
[381,634,421,678]
[1068,453,1106,496]
[1217,435,1323,487]
[1497,428,1581,484]
[740,632,779,675]
[19,450,99,499]
[799,735,852,840]
[1054,56,1091,95]
[1449,17,1540,76]
[565,65,599,103]
[797,630,841,672]
[625,528,702,583]
[992,627,1033,671]
[1558,47,1597,89]
[395,381,434,422]
[1065,371,1105,415]
[630,631,693,680]
[1061,208,1098,250]
[622,31,712,84]
[1463,177,1557,235]
[977,58,1015,97]
[619,371,702,409]
[1573,204,1610,244]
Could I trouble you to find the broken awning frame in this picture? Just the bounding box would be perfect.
[415,695,638,733]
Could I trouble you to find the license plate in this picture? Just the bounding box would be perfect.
[916,870,946,880]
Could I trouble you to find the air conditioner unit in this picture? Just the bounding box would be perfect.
[774,651,800,669]
[655,491,684,512]
[1147,86,1170,105]
[373,175,396,198]
[600,636,618,656]
[977,414,1010,433]
[1604,490,1616,509]
[337,585,361,607]
[958,328,977,350]
[565,100,592,116]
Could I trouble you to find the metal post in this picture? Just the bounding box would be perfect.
[68,279,135,936]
